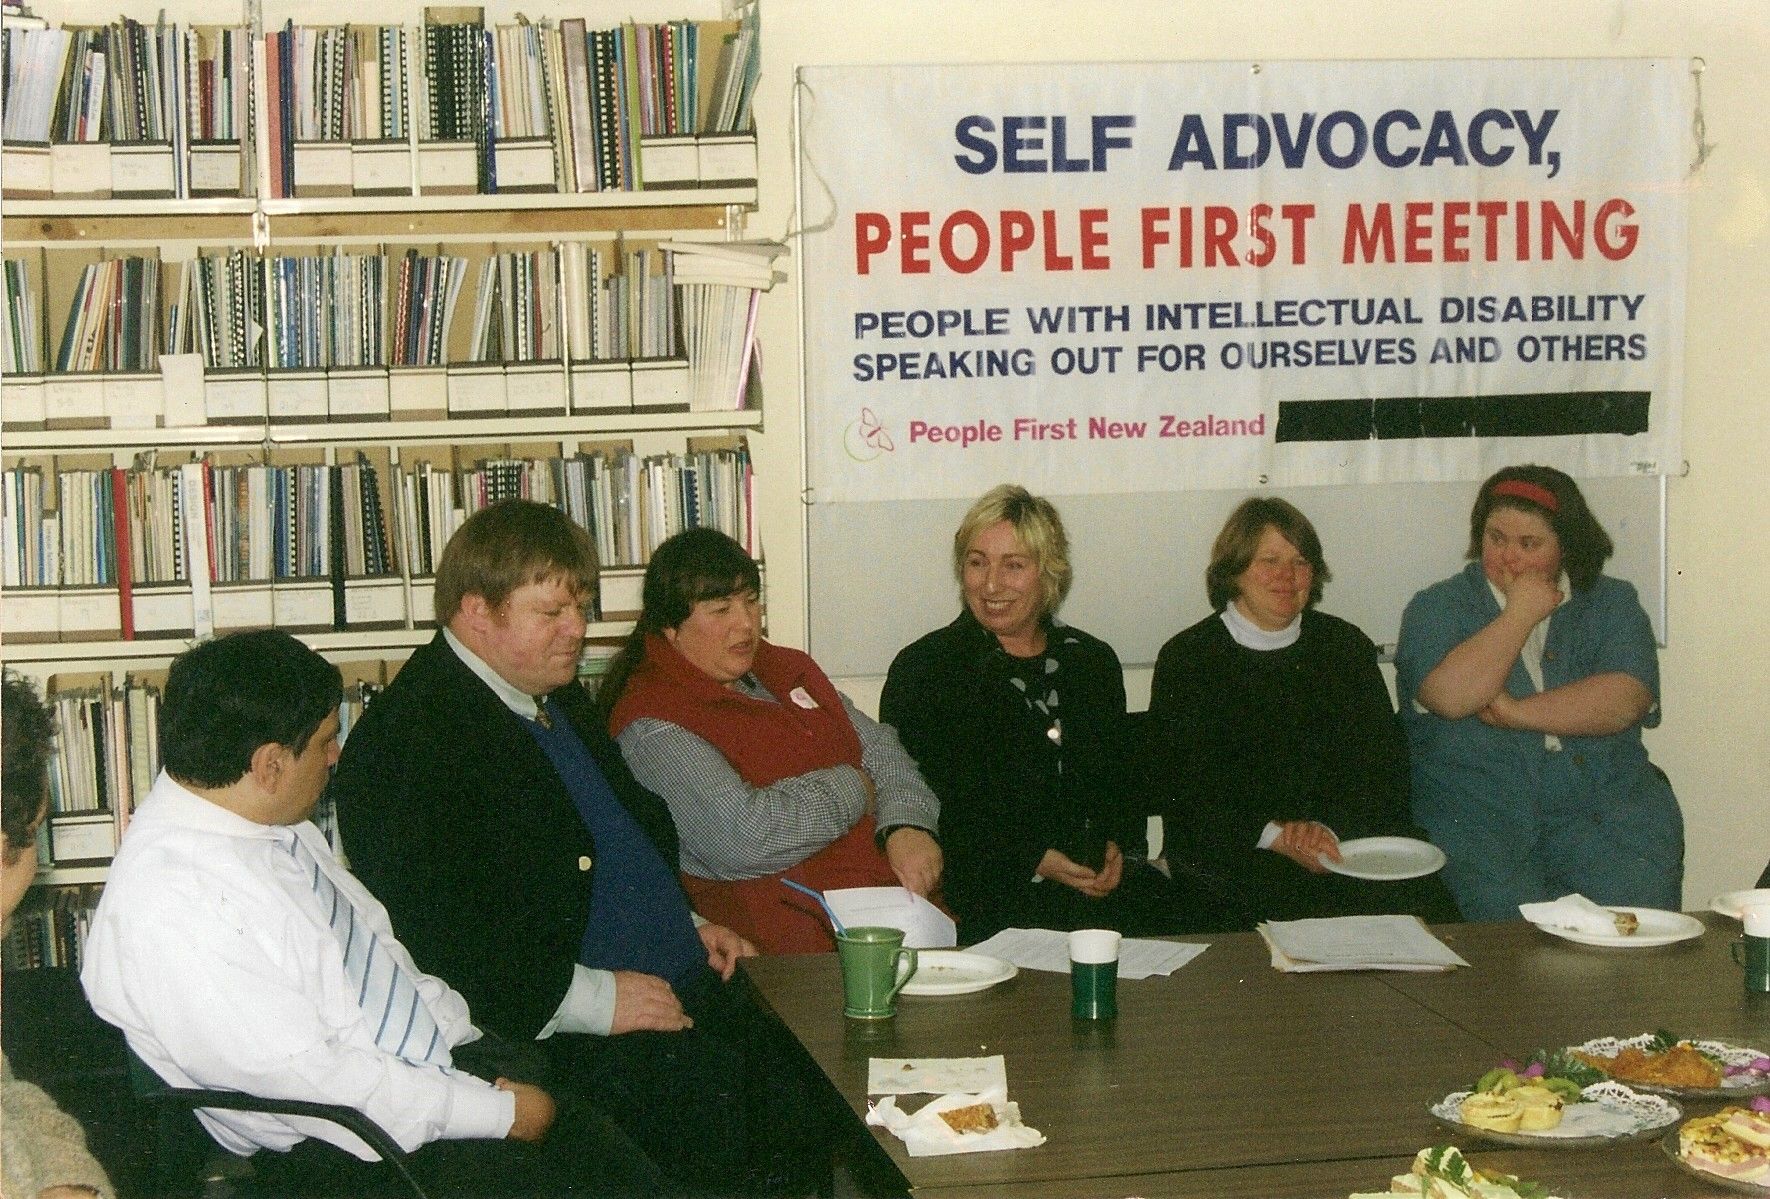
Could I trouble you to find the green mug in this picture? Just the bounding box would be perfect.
[837,926,918,1019]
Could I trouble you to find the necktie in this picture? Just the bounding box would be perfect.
[281,829,448,1067]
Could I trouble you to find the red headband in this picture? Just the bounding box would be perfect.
[1489,479,1559,513]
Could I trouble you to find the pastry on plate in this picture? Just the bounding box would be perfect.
[1680,1110,1770,1182]
[1459,1091,1524,1132]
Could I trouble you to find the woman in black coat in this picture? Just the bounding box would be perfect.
[882,485,1185,942]
[1146,497,1459,928]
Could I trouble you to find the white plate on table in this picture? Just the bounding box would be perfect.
[1321,836,1447,881]
[1429,1080,1681,1147]
[1711,888,1770,920]
[899,951,1017,996]
[1528,906,1705,948]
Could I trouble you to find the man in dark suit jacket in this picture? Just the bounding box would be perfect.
[331,501,820,1196]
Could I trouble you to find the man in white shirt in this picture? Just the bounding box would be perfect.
[81,630,658,1197]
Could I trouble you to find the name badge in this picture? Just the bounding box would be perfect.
[788,686,818,709]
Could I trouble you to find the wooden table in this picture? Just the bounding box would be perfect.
[741,916,1770,1198]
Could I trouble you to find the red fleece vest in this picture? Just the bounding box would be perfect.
[610,635,895,952]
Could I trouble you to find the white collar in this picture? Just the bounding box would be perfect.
[135,771,291,843]
[1220,601,1302,650]
[443,626,544,721]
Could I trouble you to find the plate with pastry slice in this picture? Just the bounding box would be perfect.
[1527,905,1704,948]
[1429,1080,1680,1147]
[1662,1108,1770,1192]
[1566,1035,1770,1099]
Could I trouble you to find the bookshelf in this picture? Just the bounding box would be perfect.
[0,0,772,964]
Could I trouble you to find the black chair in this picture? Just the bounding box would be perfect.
[127,1051,431,1199]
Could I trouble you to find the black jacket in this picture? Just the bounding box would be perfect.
[330,633,682,1041]
[881,612,1144,936]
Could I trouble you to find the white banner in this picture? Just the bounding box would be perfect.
[798,60,1689,503]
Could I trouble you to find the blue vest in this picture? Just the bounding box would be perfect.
[526,699,706,988]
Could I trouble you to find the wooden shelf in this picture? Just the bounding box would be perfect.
[1,620,646,666]
[36,864,109,887]
[2,407,762,451]
[4,185,755,245]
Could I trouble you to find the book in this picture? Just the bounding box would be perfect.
[109,466,134,638]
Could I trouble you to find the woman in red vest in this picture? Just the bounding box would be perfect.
[601,528,943,953]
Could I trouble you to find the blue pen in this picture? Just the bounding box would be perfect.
[781,879,846,936]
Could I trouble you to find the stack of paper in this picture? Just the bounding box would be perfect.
[825,886,956,949]
[966,928,1208,979]
[1258,915,1469,973]
[658,239,787,411]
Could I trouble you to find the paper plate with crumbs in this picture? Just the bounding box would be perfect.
[1321,836,1446,881]
[1430,1080,1680,1147]
[1527,905,1703,948]
[1565,1035,1770,1099]
[899,951,1016,997]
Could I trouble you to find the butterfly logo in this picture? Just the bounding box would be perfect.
[843,407,896,462]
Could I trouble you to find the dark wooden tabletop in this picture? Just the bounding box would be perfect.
[741,915,1770,1199]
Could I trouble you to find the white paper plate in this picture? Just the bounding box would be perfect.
[899,951,1017,996]
[1528,906,1705,948]
[1711,888,1770,920]
[1430,1080,1681,1147]
[1322,836,1447,881]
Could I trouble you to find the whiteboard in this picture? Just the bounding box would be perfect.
[806,477,1665,678]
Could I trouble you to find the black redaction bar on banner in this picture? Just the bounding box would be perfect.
[1274,391,1651,442]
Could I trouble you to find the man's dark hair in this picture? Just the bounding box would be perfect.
[2,674,55,851]
[160,630,343,788]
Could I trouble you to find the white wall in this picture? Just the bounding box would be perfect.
[745,0,1770,909]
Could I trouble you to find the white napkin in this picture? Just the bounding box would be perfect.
[867,1055,1006,1096]
[865,1086,1045,1157]
[1519,893,1620,937]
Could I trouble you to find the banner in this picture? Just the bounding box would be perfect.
[798,60,1690,502]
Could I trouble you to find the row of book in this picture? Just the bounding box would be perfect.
[2,885,98,971]
[2,19,249,198]
[2,11,760,201]
[43,675,159,818]
[4,456,394,594]
[4,19,177,144]
[2,442,755,637]
[5,242,746,376]
[260,13,760,199]
[398,442,756,579]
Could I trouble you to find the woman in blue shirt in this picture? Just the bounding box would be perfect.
[1396,465,1682,920]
